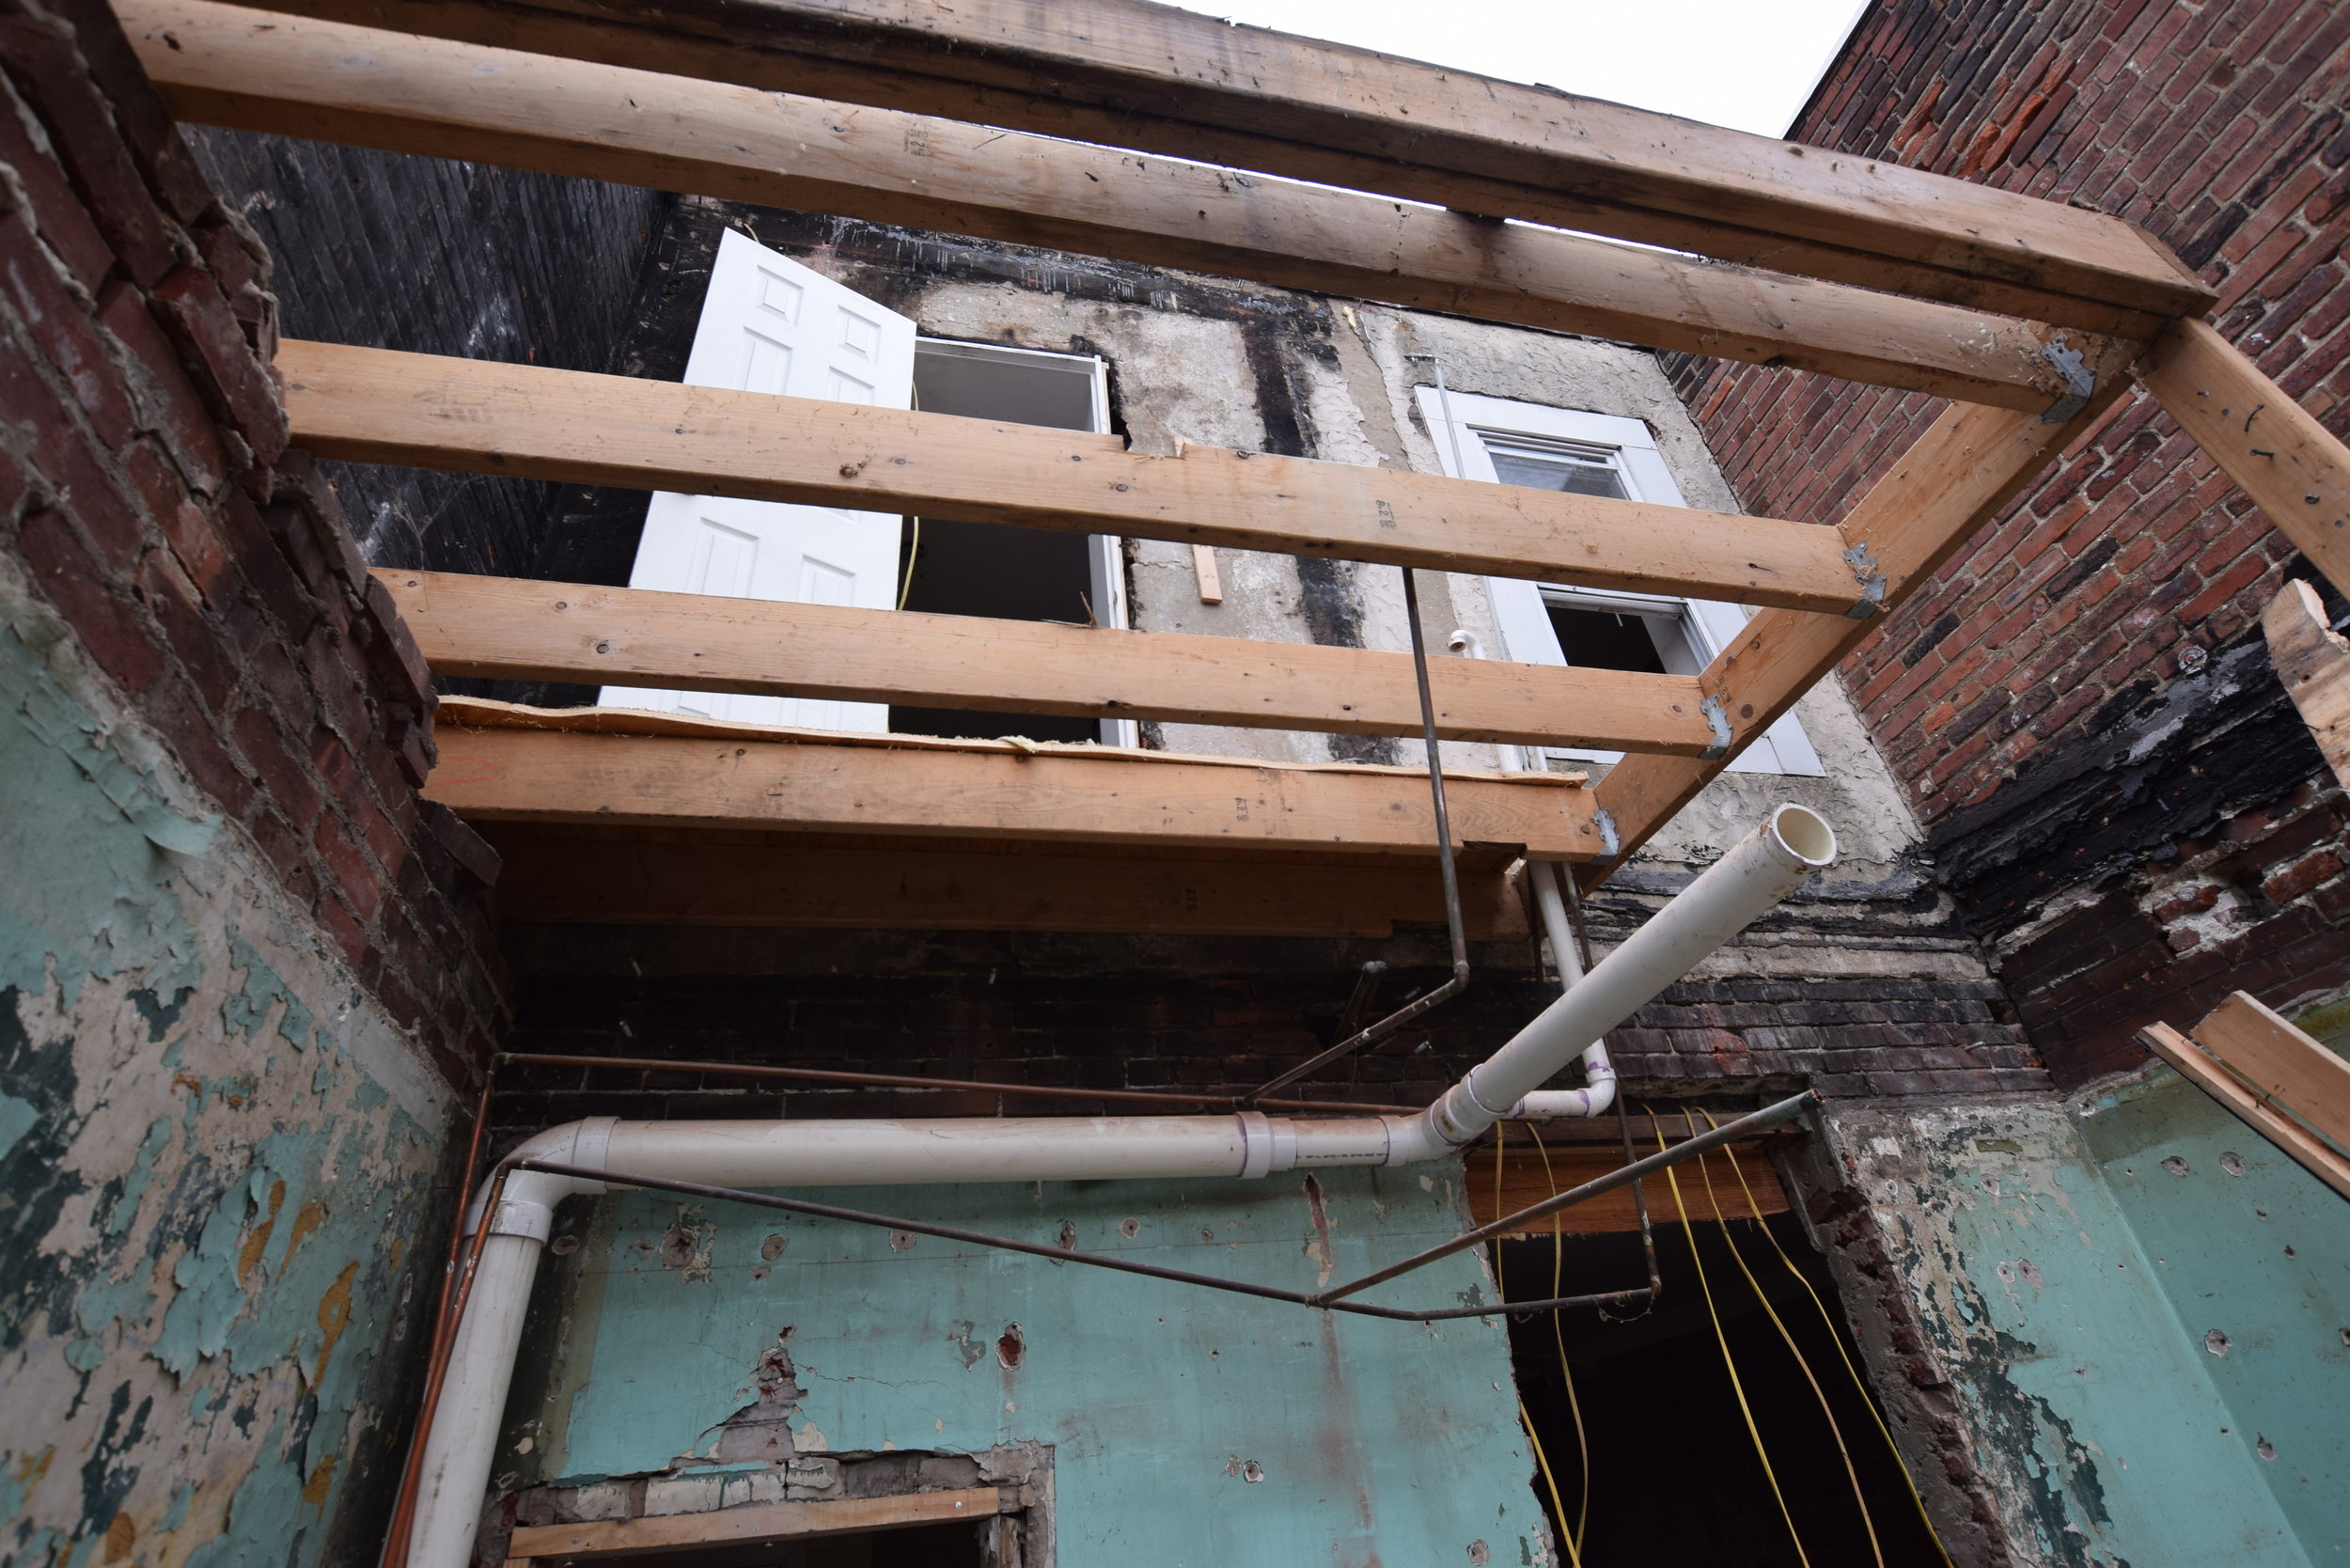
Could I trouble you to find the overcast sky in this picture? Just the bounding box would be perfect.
[1156,0,1874,137]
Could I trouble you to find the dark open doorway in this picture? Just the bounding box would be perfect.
[1498,1211,1941,1566]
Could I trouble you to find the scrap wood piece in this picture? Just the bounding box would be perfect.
[2262,577,2350,792]
[507,1487,1009,1560]
[2137,992,2350,1202]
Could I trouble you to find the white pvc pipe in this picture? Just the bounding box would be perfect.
[1512,859,1616,1119]
[405,805,1835,1568]
[1418,804,1835,1149]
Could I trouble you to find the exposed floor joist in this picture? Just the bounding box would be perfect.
[384,569,1720,755]
[221,0,2211,330]
[133,0,2121,411]
[1577,382,2134,888]
[2141,318,2350,599]
[282,340,1873,614]
[482,823,1534,939]
[429,705,1606,859]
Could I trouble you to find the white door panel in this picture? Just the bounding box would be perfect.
[604,229,914,729]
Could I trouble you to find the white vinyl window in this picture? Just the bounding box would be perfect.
[1417,388,1822,775]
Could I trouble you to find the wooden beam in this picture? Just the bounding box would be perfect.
[1577,384,2132,888]
[282,339,1871,615]
[1465,1137,1788,1237]
[382,568,1720,755]
[2263,578,2350,792]
[213,0,2210,329]
[480,825,1534,938]
[127,0,2123,411]
[2141,318,2350,600]
[2138,1019,2350,1204]
[508,1488,1008,1560]
[427,716,1607,860]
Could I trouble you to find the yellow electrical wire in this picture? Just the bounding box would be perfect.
[1493,1123,1586,1568]
[1683,1110,1882,1568]
[1647,1104,1811,1568]
[1703,1112,1958,1568]
[1523,1123,1591,1560]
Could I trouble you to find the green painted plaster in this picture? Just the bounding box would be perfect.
[0,582,454,1568]
[517,1168,1557,1568]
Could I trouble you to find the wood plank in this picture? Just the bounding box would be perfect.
[427,724,1608,860]
[1576,383,2132,888]
[127,0,2126,410]
[2263,578,2350,792]
[508,1488,1006,1560]
[2137,1022,2350,1203]
[282,338,1870,614]
[1465,1137,1787,1237]
[2141,318,2350,600]
[216,0,2210,328]
[480,826,1534,938]
[382,568,1719,755]
[2193,991,2350,1157]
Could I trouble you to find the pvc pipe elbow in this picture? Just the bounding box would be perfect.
[462,1117,617,1240]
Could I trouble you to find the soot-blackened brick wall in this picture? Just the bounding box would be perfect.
[181,128,670,587]
[1668,0,2350,1082]
[0,0,503,1079]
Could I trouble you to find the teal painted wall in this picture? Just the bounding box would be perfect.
[0,579,456,1566]
[1826,1081,2349,1568]
[509,1165,1557,1567]
[2076,1069,2350,1560]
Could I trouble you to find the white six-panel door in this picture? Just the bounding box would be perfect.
[601,229,916,729]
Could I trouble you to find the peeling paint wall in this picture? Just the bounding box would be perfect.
[0,565,456,1566]
[499,1168,1556,1568]
[1804,1077,2347,1566]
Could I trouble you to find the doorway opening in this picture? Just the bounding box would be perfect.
[892,338,1133,746]
[1500,1212,1940,1566]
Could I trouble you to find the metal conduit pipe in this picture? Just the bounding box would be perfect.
[403,804,1836,1568]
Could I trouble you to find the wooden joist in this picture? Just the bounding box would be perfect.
[383,569,1720,755]
[482,825,1534,939]
[507,1488,1009,1561]
[2262,578,2350,792]
[283,339,1872,614]
[2138,992,2350,1202]
[1465,1136,1788,1237]
[427,705,1606,860]
[2140,318,2350,600]
[132,0,2121,411]
[219,0,2211,330]
[1577,385,2131,887]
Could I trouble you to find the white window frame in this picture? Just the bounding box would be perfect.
[1416,387,1823,776]
[913,337,1135,747]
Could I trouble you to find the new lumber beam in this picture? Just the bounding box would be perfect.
[480,827,1534,939]
[129,0,2117,411]
[2141,318,2350,600]
[2262,578,2350,792]
[383,569,1720,755]
[2138,1007,2350,1203]
[1577,384,2132,888]
[508,1489,1008,1560]
[282,340,1871,614]
[426,723,1606,859]
[1465,1138,1787,1237]
[212,0,2211,330]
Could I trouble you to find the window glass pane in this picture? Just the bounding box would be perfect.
[1484,443,1629,500]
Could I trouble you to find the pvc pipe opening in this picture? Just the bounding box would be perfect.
[1767,803,1838,870]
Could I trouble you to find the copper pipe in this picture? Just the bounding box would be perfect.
[376,1066,499,1568]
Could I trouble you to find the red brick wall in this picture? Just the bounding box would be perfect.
[0,0,503,1081]
[1669,0,2350,1081]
